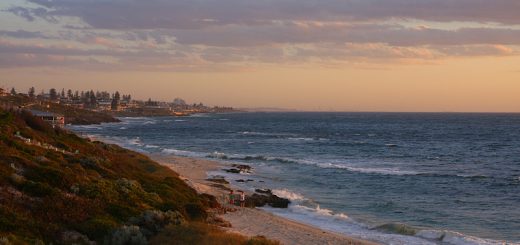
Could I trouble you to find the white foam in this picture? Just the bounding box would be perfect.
[208,151,228,159]
[161,148,206,158]
[262,204,435,245]
[441,231,506,245]
[76,125,102,130]
[272,189,306,201]
[288,137,314,141]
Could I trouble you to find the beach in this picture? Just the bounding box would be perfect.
[151,154,378,245]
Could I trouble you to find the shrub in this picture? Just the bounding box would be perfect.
[106,225,147,245]
[184,203,207,221]
[20,181,57,197]
[79,216,118,240]
[128,210,185,237]
[149,222,280,245]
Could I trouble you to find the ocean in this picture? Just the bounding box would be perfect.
[69,112,520,245]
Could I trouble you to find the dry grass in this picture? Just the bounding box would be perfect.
[150,222,280,245]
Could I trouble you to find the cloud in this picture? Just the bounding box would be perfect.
[172,23,520,47]
[2,0,520,70]
[17,0,520,29]
[0,30,48,39]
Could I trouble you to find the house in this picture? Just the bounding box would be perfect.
[29,110,65,128]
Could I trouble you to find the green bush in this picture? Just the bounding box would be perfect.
[79,216,118,240]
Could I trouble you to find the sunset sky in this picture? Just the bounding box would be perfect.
[1,0,519,112]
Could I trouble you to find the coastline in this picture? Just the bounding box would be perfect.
[150,154,378,245]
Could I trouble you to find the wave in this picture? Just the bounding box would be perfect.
[239,131,296,137]
[161,148,207,158]
[262,188,507,245]
[287,137,315,141]
[271,189,306,201]
[75,125,103,130]
[206,152,300,164]
[415,229,508,245]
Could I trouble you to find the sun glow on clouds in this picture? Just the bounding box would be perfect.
[1,0,520,112]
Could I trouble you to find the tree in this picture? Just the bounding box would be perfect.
[89,90,97,107]
[114,91,120,101]
[61,88,65,98]
[28,87,35,98]
[49,88,58,100]
[67,89,73,99]
[10,88,16,95]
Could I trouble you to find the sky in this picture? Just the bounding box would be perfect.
[0,0,519,112]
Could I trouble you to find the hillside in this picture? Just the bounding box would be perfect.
[0,108,277,244]
[0,94,119,125]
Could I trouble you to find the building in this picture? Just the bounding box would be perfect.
[29,110,65,128]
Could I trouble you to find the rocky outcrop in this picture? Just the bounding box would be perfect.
[246,189,290,208]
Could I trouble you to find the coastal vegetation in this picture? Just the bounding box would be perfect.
[0,108,277,244]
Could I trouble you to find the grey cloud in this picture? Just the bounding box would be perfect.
[20,0,520,29]
[6,7,36,21]
[173,23,520,47]
[0,30,48,39]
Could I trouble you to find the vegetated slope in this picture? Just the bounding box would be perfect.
[0,108,211,243]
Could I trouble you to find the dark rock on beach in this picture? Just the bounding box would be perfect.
[206,177,230,184]
[224,168,241,174]
[223,164,253,174]
[247,189,290,208]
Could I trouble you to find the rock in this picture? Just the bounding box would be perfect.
[235,179,245,182]
[255,189,272,195]
[247,192,290,208]
[206,178,229,184]
[231,164,252,173]
[223,168,241,174]
[223,164,253,174]
[210,184,231,191]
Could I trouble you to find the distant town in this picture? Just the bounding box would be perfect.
[0,86,237,126]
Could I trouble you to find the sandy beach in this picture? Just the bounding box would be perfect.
[151,154,378,245]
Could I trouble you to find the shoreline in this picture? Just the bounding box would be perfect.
[150,154,378,245]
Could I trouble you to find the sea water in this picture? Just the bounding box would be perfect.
[70,112,520,244]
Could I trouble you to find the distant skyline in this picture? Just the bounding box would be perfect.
[1,0,520,112]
